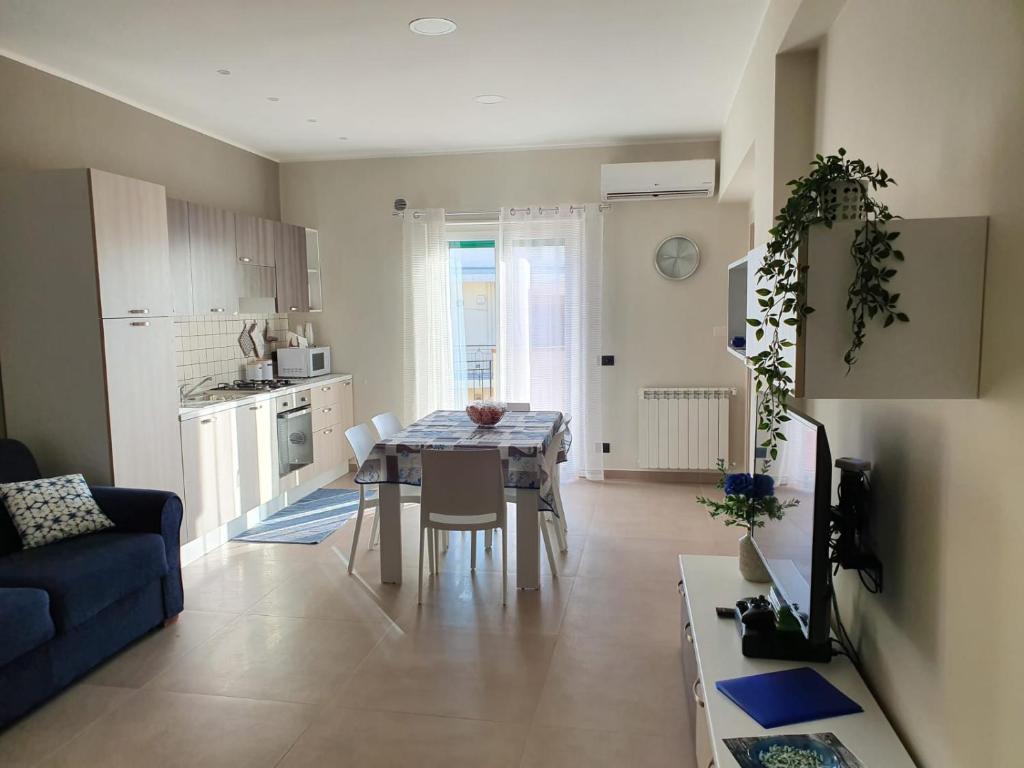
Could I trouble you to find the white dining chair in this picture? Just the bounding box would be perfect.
[418,448,508,605]
[371,411,403,440]
[344,423,419,574]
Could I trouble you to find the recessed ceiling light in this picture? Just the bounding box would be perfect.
[307,118,318,123]
[267,96,280,102]
[216,69,231,75]
[338,136,349,141]
[474,94,506,104]
[409,17,457,36]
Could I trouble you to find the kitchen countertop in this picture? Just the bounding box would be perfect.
[178,373,352,421]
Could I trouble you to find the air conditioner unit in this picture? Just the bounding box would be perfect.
[600,159,716,201]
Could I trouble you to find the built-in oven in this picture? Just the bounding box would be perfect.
[276,390,313,476]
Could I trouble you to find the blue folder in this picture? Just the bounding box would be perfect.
[715,667,863,728]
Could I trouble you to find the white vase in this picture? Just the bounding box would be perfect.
[738,531,772,583]
[826,179,866,221]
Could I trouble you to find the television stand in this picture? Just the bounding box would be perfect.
[679,555,915,768]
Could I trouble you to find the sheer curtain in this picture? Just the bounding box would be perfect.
[497,205,604,479]
[402,208,466,421]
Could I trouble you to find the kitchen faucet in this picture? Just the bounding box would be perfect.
[179,376,214,400]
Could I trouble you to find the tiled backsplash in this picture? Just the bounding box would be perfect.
[174,313,290,390]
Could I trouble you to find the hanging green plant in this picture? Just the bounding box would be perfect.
[747,148,906,461]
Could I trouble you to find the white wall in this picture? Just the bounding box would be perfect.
[280,141,749,471]
[724,1,1024,764]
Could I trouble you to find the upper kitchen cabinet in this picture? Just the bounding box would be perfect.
[235,213,279,267]
[89,169,174,318]
[277,223,310,312]
[188,202,240,316]
[734,217,988,399]
[306,228,324,312]
[167,198,194,315]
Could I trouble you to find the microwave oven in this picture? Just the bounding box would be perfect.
[276,346,331,378]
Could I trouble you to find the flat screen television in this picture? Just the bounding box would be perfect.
[751,407,832,645]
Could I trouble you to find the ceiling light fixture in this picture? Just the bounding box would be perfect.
[307,118,318,123]
[409,17,457,36]
[474,94,506,104]
[338,136,349,141]
[216,69,231,75]
[267,96,280,102]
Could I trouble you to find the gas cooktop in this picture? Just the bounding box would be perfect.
[214,379,295,392]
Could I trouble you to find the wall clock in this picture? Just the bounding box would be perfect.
[654,235,700,281]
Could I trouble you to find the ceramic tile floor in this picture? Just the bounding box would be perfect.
[0,477,739,768]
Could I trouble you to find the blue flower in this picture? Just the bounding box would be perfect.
[724,473,754,497]
[752,473,775,499]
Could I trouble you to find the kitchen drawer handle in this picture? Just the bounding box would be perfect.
[200,417,217,424]
[130,321,150,327]
[289,306,299,311]
[692,678,705,708]
[321,386,332,392]
[240,256,252,263]
[249,405,262,411]
[321,407,332,413]
[211,307,226,313]
[677,579,685,597]
[128,308,149,314]
[323,428,333,435]
[684,621,693,645]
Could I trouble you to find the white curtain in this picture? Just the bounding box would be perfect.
[497,205,604,479]
[402,208,467,421]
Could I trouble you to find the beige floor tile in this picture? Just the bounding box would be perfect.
[396,570,576,637]
[341,626,556,723]
[247,561,408,625]
[577,535,729,582]
[0,684,134,768]
[277,707,526,768]
[182,548,315,613]
[86,610,239,688]
[148,613,386,704]
[37,689,313,768]
[560,576,683,648]
[533,635,689,737]
[520,725,691,768]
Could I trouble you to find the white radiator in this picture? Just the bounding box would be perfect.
[638,387,735,470]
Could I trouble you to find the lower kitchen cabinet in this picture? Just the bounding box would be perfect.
[236,400,278,513]
[180,410,239,542]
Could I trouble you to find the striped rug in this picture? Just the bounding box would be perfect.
[231,488,360,545]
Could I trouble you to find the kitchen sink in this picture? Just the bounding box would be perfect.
[180,392,253,407]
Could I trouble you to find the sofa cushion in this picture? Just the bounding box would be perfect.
[0,587,55,667]
[0,474,113,549]
[0,531,168,632]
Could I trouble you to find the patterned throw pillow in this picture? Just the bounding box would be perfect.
[0,474,114,549]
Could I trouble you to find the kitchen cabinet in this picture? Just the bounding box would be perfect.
[0,169,184,497]
[101,316,184,498]
[235,213,279,267]
[187,202,240,316]
[277,223,310,312]
[180,409,239,542]
[306,228,323,312]
[167,198,193,315]
[236,400,278,513]
[89,169,173,318]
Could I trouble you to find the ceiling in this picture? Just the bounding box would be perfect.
[0,0,767,162]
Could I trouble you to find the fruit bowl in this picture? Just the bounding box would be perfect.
[466,400,507,428]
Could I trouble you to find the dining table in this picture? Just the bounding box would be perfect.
[353,409,567,590]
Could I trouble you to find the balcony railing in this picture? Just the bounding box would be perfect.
[464,344,495,401]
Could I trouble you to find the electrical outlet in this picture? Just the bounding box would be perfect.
[601,355,615,366]
[602,442,611,454]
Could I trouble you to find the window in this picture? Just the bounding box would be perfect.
[448,230,497,400]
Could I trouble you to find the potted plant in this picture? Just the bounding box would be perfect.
[748,148,906,461]
[697,461,799,582]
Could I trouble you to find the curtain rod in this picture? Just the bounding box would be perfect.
[392,204,610,219]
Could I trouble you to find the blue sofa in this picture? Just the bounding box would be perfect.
[0,439,183,728]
